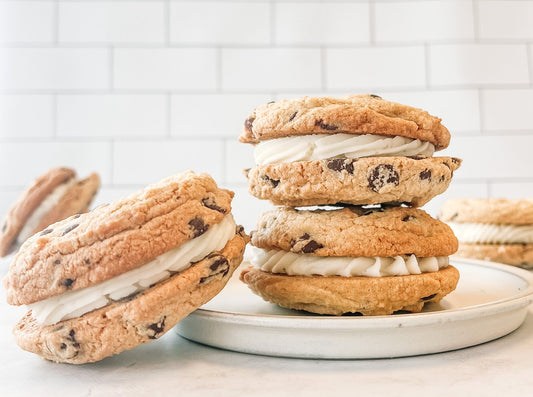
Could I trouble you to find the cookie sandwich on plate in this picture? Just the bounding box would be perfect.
[239,94,462,315]
[240,94,461,207]
[242,206,459,315]
[441,198,533,269]
[3,171,248,363]
[0,167,100,257]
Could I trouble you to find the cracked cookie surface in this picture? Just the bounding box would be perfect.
[240,265,459,316]
[239,95,451,150]
[4,171,234,305]
[251,206,458,258]
[247,156,461,207]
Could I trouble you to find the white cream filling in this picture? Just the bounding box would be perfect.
[249,247,448,277]
[28,214,237,326]
[448,222,533,244]
[17,178,78,244]
[253,134,435,165]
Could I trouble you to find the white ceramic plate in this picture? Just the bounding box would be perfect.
[176,258,533,359]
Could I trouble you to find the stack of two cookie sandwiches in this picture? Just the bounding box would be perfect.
[240,95,462,315]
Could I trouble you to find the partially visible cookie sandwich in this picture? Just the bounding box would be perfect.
[4,171,248,364]
[441,198,533,269]
[240,95,461,207]
[241,206,459,315]
[0,167,100,257]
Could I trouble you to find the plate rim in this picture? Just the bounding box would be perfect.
[188,258,533,329]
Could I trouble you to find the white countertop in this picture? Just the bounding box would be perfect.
[2,264,533,396]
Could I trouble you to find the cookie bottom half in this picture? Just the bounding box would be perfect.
[455,243,533,269]
[247,156,460,207]
[240,266,460,316]
[13,230,247,364]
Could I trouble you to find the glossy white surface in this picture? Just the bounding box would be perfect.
[177,259,533,358]
[1,257,533,396]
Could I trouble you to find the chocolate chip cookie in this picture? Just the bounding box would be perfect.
[247,156,461,207]
[241,206,459,316]
[4,171,248,363]
[0,167,100,257]
[239,94,450,150]
[441,198,533,268]
[240,95,460,207]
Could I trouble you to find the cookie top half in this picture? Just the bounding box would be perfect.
[251,206,458,257]
[440,198,533,225]
[4,171,234,305]
[239,95,450,150]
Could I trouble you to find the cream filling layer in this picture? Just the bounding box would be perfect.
[249,247,448,277]
[253,134,435,165]
[17,178,78,243]
[448,222,533,244]
[28,214,237,326]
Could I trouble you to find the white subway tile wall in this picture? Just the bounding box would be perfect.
[1,0,532,232]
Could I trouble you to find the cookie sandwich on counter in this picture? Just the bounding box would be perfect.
[239,95,462,315]
[3,171,248,364]
[0,167,100,257]
[441,198,533,269]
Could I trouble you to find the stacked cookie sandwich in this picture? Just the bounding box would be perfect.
[0,167,100,257]
[441,198,533,269]
[239,94,461,315]
[4,171,248,363]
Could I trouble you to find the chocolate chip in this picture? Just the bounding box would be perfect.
[301,240,323,254]
[62,224,79,236]
[315,119,338,131]
[369,94,382,99]
[84,258,90,265]
[209,257,229,272]
[189,217,209,238]
[443,162,451,170]
[66,330,80,348]
[327,158,355,174]
[368,164,399,192]
[54,259,61,265]
[147,317,166,339]
[288,111,298,122]
[236,225,245,236]
[201,196,227,214]
[60,343,67,350]
[301,233,310,240]
[40,228,53,236]
[261,175,280,188]
[419,169,431,181]
[440,175,446,182]
[451,158,461,166]
[244,117,255,134]
[402,215,416,222]
[421,293,437,301]
[63,278,75,288]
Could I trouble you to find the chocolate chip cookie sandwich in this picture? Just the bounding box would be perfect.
[4,171,248,364]
[0,167,100,257]
[240,94,461,207]
[241,206,459,315]
[441,198,533,269]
